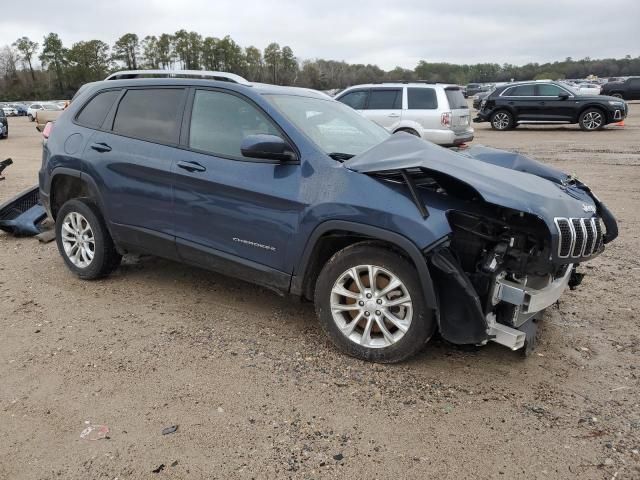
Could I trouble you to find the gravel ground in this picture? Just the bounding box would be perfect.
[1,107,639,479]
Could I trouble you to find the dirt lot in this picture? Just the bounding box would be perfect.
[1,108,639,480]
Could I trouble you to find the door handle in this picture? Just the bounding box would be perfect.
[177,161,206,173]
[388,113,400,118]
[90,142,111,153]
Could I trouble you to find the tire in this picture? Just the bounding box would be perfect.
[579,108,605,131]
[314,244,435,363]
[490,110,515,130]
[611,93,623,99]
[55,198,121,280]
[28,114,34,122]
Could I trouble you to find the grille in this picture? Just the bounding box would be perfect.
[0,189,40,221]
[555,217,603,259]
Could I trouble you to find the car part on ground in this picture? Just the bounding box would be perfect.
[37,71,618,362]
[0,185,48,236]
[474,81,628,130]
[335,83,473,146]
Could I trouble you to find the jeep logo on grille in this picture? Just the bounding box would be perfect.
[582,204,596,213]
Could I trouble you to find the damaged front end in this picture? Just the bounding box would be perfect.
[345,134,618,353]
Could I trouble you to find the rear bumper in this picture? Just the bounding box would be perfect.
[421,127,474,146]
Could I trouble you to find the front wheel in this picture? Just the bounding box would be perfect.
[611,93,623,99]
[579,108,605,131]
[55,198,122,279]
[314,244,435,363]
[490,110,515,130]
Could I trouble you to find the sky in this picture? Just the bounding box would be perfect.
[2,0,639,70]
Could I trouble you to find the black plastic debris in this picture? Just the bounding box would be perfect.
[152,464,165,473]
[161,425,178,435]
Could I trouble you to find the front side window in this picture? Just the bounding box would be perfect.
[337,90,368,110]
[407,88,437,109]
[189,90,280,158]
[76,90,121,128]
[628,78,640,87]
[113,88,185,144]
[366,89,402,110]
[536,84,566,96]
[266,94,389,157]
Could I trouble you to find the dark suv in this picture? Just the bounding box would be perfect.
[39,70,618,362]
[600,77,640,100]
[0,109,7,139]
[474,81,627,131]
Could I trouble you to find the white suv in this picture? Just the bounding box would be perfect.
[335,83,473,146]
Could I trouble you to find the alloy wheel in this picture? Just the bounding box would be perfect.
[582,111,603,130]
[330,265,413,348]
[61,212,95,268]
[492,112,510,130]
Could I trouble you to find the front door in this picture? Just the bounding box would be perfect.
[535,84,575,122]
[361,88,403,132]
[171,88,304,290]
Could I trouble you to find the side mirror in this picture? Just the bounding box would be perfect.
[558,92,570,100]
[241,134,297,162]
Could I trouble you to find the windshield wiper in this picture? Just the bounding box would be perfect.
[328,152,355,162]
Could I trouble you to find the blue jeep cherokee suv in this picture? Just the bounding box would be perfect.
[39,70,618,362]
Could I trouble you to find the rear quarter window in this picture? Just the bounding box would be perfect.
[444,89,468,109]
[112,88,185,144]
[76,90,121,129]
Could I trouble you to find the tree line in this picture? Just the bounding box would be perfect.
[1,31,639,101]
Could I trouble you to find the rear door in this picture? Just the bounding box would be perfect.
[361,88,403,131]
[444,87,471,133]
[627,78,640,100]
[404,87,439,132]
[81,87,187,258]
[501,84,538,120]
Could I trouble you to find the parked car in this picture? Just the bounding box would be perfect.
[472,90,492,109]
[335,83,473,146]
[464,83,485,98]
[8,103,28,116]
[27,103,45,121]
[1,106,18,116]
[39,69,618,362]
[575,83,602,95]
[0,109,7,139]
[474,81,627,131]
[600,77,640,100]
[34,104,64,132]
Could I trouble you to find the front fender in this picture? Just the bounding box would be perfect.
[291,219,439,313]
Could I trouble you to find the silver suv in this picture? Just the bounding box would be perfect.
[335,83,473,146]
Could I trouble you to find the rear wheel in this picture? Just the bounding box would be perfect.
[490,110,515,130]
[579,108,605,131]
[395,128,420,137]
[314,244,435,363]
[55,198,121,279]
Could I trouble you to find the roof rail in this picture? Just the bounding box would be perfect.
[104,69,251,85]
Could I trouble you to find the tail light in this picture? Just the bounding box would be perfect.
[441,112,452,128]
[42,122,53,139]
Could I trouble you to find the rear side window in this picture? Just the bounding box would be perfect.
[113,88,185,144]
[444,89,468,109]
[189,90,280,159]
[407,88,437,109]
[337,90,368,110]
[536,84,566,96]
[504,85,535,96]
[76,90,120,128]
[366,89,402,109]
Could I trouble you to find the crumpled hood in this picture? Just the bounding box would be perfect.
[345,133,595,220]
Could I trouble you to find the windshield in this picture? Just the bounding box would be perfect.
[265,94,389,158]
